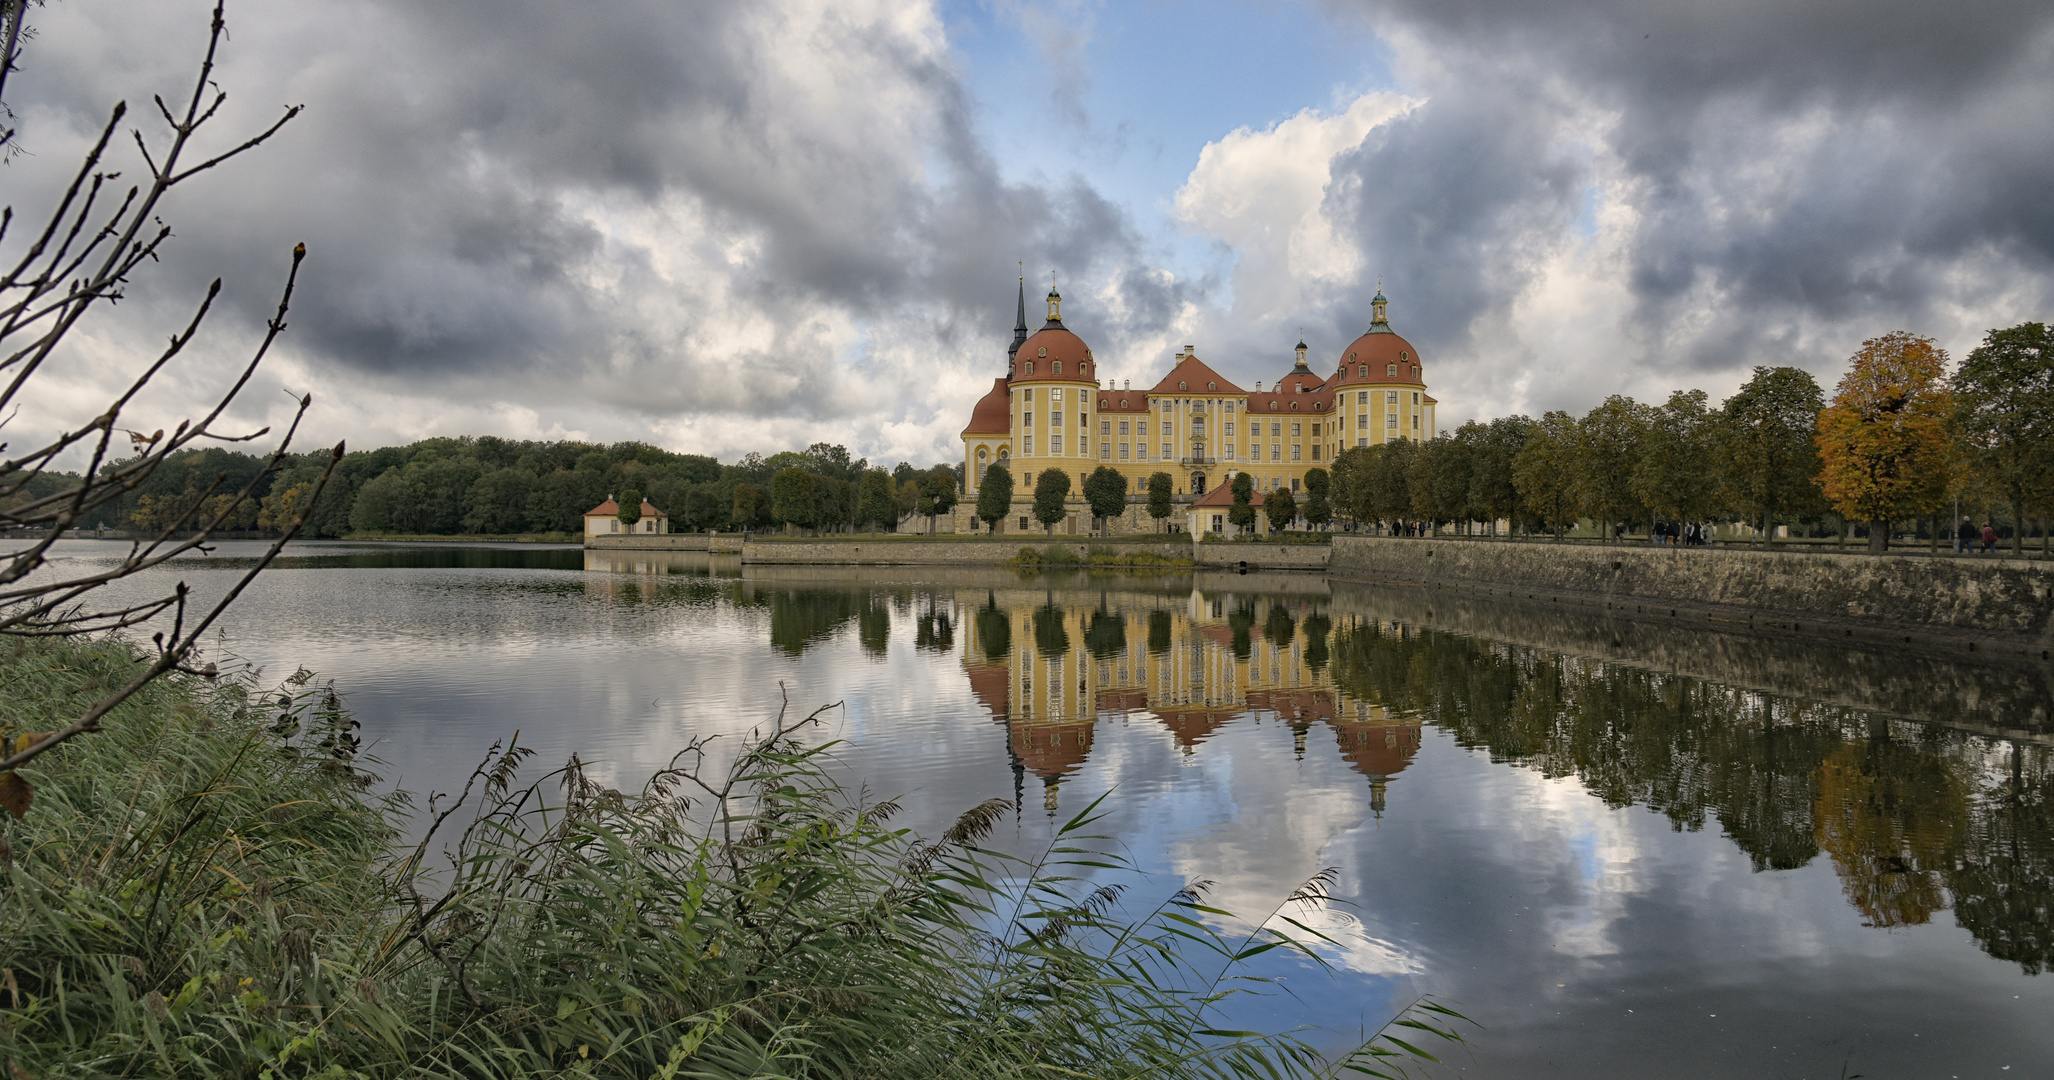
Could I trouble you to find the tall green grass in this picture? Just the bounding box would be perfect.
[0,640,1460,1078]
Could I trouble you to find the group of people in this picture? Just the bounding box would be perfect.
[1650,520,1713,546]
[1956,518,2001,554]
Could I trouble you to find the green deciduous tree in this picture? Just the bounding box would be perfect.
[1329,446,1371,527]
[1301,467,1331,529]
[1952,322,2054,555]
[464,467,534,534]
[1471,415,1534,536]
[1513,410,1580,539]
[1263,486,1297,533]
[1147,472,1175,531]
[1577,395,1654,543]
[769,468,819,532]
[731,483,770,531]
[1410,430,1473,533]
[976,464,1014,533]
[1228,472,1256,532]
[858,470,898,533]
[1815,331,1954,553]
[918,466,958,535]
[1634,389,1722,527]
[1084,466,1128,535]
[616,488,643,526]
[1032,469,1071,535]
[1716,366,1826,543]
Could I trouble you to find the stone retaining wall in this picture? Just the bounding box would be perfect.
[586,534,710,552]
[1330,535,2054,645]
[1193,542,1329,571]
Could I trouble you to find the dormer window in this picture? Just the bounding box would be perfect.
[1290,402,1299,410]
[1269,402,1279,411]
[1039,347,1048,357]
[1359,365,1368,378]
[1208,381,1216,390]
[1179,381,1187,391]
[1413,365,1420,378]
[1052,361,1061,374]
[1387,364,1397,377]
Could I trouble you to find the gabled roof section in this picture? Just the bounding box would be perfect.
[1146,349,1244,396]
[585,498,665,518]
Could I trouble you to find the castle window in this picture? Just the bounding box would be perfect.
[1024,411,1033,427]
[1271,422,1281,436]
[1053,361,1061,374]
[1119,398,1128,408]
[1359,365,1367,377]
[1119,421,1129,435]
[1161,443,1171,459]
[1293,423,1302,436]
[1137,421,1147,435]
[1208,381,1216,390]
[1026,362,1034,375]
[1100,442,1110,459]
[1400,352,1407,360]
[1270,445,1281,461]
[1358,392,1368,404]
[1387,364,1397,377]
[1350,352,1357,361]
[1387,391,1398,404]
[1052,434,1063,454]
[1387,415,1397,429]
[1039,347,1047,358]
[1290,402,1299,411]
[1358,414,1368,429]
[1119,443,1130,459]
[1101,420,1110,435]
[1269,402,1278,411]
[1051,411,1062,428]
[1413,365,1420,378]
[1179,381,1187,391]
[1053,388,1064,401]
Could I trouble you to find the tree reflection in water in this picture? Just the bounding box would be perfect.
[1325,617,2054,973]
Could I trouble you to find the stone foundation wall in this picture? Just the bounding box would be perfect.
[1330,535,2054,644]
[586,534,710,551]
[1192,542,1330,571]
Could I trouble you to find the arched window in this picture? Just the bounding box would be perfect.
[1179,381,1187,391]
[1269,401,1279,411]
[1119,398,1127,408]
[1038,347,1048,357]
[1208,381,1216,390]
[1290,402,1299,410]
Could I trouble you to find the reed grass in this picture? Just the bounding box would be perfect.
[0,639,1459,1078]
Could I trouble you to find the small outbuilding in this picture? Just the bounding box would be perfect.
[584,496,669,537]
[1186,483,1240,538]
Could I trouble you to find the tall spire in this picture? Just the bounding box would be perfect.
[1008,267,1028,366]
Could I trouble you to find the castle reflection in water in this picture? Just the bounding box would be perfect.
[957,584,1419,814]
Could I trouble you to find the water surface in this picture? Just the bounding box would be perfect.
[20,539,2054,1078]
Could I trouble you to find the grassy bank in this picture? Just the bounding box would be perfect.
[0,640,1454,1078]
[1010,544,1196,568]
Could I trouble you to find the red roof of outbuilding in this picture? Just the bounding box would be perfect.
[584,498,664,518]
[1191,483,1238,508]
[962,377,1012,435]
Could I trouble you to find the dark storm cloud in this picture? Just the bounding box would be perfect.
[1323,0,2054,378]
[8,0,1175,434]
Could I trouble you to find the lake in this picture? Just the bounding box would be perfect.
[23,538,2054,1077]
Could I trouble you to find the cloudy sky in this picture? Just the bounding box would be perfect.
[8,0,2051,467]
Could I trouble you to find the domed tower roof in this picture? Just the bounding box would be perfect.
[1328,290,1427,390]
[1011,286,1100,385]
[962,377,1012,436]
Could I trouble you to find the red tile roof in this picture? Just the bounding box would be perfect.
[962,377,1012,435]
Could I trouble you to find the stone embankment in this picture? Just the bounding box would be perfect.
[1330,535,2054,656]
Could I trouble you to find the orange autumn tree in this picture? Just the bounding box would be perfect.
[1815,331,1954,552]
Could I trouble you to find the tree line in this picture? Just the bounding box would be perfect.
[16,437,966,539]
[1298,323,2049,554]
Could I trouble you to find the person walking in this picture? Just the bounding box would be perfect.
[1981,521,1999,554]
[1956,517,1977,554]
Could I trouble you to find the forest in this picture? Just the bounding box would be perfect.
[22,437,962,539]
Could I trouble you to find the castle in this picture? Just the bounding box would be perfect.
[960,280,1437,534]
